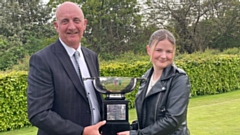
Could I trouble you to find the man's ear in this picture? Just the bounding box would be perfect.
[53,21,58,30]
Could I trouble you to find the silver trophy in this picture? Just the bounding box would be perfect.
[84,77,144,135]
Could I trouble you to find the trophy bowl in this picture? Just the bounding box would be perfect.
[87,77,138,94]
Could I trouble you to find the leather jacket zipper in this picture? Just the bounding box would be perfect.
[154,93,162,122]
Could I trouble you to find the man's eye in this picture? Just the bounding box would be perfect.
[62,20,68,24]
[73,18,80,23]
[74,19,80,23]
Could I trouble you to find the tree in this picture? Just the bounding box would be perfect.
[145,0,240,53]
[82,0,143,56]
[0,0,53,38]
[0,0,55,70]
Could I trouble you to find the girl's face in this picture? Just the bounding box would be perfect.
[147,39,174,70]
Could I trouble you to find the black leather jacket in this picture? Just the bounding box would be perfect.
[130,64,191,135]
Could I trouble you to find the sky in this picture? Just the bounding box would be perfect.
[42,0,49,4]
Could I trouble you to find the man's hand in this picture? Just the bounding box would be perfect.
[83,120,106,135]
[117,131,130,135]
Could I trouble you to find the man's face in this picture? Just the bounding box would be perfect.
[54,4,87,48]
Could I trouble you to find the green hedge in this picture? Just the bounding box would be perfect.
[0,71,30,132]
[1,54,240,132]
[177,54,240,96]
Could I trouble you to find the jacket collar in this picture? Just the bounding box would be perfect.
[143,63,177,81]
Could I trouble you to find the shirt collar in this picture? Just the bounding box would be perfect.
[59,38,82,57]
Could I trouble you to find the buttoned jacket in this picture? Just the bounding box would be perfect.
[27,39,102,135]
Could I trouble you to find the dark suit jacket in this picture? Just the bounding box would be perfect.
[27,39,102,135]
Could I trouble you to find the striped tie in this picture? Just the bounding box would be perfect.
[73,51,85,86]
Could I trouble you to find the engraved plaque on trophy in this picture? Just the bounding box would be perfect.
[84,77,143,135]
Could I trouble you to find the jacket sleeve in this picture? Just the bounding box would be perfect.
[27,54,84,135]
[136,73,191,135]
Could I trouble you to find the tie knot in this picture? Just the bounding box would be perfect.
[74,51,80,59]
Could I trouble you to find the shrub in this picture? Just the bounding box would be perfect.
[222,47,240,55]
[0,71,30,131]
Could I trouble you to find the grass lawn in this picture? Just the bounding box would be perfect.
[0,126,37,135]
[1,90,240,135]
[187,90,240,135]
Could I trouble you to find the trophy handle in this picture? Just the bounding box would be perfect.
[83,77,107,93]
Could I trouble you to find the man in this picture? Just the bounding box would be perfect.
[27,2,105,135]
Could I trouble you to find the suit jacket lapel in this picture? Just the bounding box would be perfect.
[53,39,88,102]
[81,47,103,109]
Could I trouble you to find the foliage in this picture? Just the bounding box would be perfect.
[99,51,149,64]
[178,54,240,96]
[0,0,56,70]
[24,36,58,56]
[10,55,31,71]
[20,24,56,44]
[0,35,25,70]
[0,35,57,71]
[0,0,53,39]
[221,47,240,54]
[9,36,58,71]
[145,0,240,53]
[1,0,240,70]
[83,0,144,56]
[0,71,30,132]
